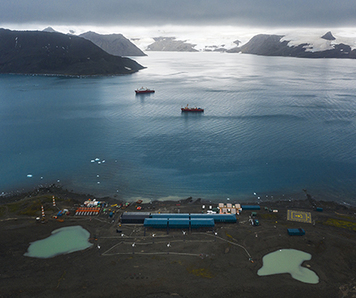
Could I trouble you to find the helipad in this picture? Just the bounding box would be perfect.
[287,210,312,223]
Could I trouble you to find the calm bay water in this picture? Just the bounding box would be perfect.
[1,52,355,203]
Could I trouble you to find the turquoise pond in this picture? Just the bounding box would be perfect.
[24,225,92,258]
[257,249,319,284]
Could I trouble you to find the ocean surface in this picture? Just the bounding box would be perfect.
[1,52,356,204]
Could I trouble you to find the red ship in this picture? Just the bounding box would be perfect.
[135,87,155,94]
[181,104,204,112]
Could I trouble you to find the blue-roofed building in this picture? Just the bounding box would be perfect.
[190,213,237,223]
[168,218,190,229]
[145,212,236,229]
[190,218,215,228]
[241,205,261,210]
[143,218,168,228]
[287,228,305,236]
[150,213,189,219]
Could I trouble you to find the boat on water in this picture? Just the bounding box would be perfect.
[135,87,155,94]
[181,104,204,113]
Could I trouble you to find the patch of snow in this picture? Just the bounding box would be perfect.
[281,28,356,52]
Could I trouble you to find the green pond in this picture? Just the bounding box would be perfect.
[257,249,319,284]
[24,225,92,258]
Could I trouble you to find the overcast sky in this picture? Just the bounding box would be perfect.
[1,0,355,29]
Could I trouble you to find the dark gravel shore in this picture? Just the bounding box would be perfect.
[1,186,356,298]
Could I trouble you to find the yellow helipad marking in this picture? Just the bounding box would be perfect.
[287,210,312,223]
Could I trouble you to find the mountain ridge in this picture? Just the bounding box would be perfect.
[230,33,356,58]
[0,29,145,76]
[79,31,146,57]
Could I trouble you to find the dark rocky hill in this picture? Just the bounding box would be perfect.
[0,29,145,76]
[228,32,356,58]
[79,31,146,57]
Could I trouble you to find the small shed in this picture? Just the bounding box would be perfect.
[287,228,305,236]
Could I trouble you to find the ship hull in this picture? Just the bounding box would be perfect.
[135,89,155,94]
[181,108,204,112]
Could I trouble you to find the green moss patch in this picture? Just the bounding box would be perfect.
[323,218,356,231]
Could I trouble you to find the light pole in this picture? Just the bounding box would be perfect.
[132,242,135,254]
[182,231,186,242]
[152,234,155,244]
[167,242,171,254]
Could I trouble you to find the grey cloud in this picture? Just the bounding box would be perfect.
[1,0,355,27]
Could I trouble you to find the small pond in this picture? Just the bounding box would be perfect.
[24,225,93,258]
[257,249,319,284]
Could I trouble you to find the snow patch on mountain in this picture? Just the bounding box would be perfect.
[281,30,356,52]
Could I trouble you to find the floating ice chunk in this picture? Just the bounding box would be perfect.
[97,181,100,184]
[254,192,257,195]
[97,175,100,177]
[98,161,101,164]
[91,160,95,163]
[27,174,33,178]
[102,160,105,163]
[95,158,100,161]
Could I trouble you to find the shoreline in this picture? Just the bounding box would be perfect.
[1,183,356,209]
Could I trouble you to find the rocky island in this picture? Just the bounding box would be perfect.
[0,29,145,76]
